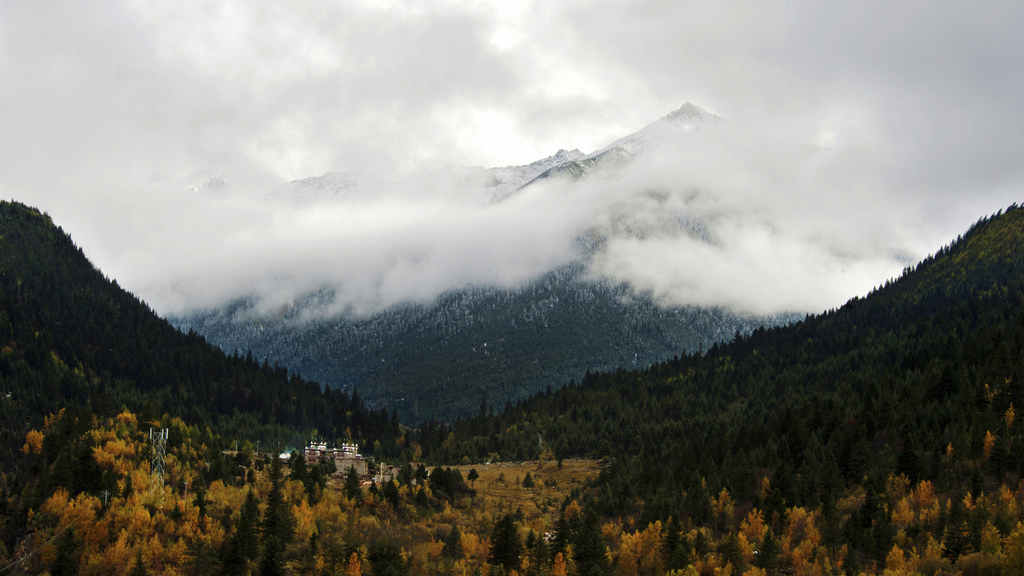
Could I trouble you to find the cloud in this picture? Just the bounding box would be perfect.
[1,1,1022,319]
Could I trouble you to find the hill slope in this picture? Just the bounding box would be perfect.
[436,205,1024,532]
[173,264,791,423]
[0,201,400,470]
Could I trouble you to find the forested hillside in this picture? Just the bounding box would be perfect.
[3,200,1024,576]
[172,264,790,424]
[0,201,401,471]
[425,205,1024,573]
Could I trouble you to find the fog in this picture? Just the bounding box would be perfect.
[2,1,1021,319]
[100,122,932,318]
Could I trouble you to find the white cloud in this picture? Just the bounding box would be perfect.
[1,1,1021,319]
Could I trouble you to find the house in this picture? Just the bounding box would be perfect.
[303,441,370,477]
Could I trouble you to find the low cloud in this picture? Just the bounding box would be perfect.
[2,2,1021,320]
[103,122,936,318]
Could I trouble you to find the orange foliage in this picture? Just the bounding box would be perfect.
[891,498,914,528]
[347,552,362,576]
[713,489,734,525]
[1004,522,1024,576]
[566,500,582,521]
[913,480,936,508]
[22,429,44,455]
[740,509,766,543]
[115,410,138,427]
[983,430,997,461]
[552,552,567,576]
[617,535,639,576]
[635,520,663,576]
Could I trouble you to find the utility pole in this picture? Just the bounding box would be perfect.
[150,428,168,502]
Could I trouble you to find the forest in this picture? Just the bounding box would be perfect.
[2,200,1024,575]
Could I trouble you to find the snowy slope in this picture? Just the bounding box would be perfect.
[516,103,719,190]
[262,103,717,208]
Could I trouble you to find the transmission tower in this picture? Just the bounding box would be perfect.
[150,428,168,500]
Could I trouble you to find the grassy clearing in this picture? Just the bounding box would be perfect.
[453,459,602,532]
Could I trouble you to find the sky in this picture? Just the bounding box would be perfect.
[2,1,1023,318]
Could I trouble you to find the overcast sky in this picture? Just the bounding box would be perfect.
[2,1,1023,317]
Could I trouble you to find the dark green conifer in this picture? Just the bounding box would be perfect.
[489,514,523,572]
[345,465,363,502]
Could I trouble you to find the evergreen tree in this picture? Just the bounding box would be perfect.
[260,457,294,576]
[415,464,429,485]
[549,514,570,566]
[573,510,608,576]
[222,489,261,575]
[368,541,408,576]
[51,527,80,576]
[717,532,743,571]
[184,537,220,576]
[489,514,523,572]
[345,465,363,502]
[754,528,780,571]
[526,529,549,576]
[127,549,151,576]
[943,493,968,563]
[443,525,464,561]
[258,534,287,576]
[662,520,691,571]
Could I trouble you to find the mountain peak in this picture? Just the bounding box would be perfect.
[664,102,718,127]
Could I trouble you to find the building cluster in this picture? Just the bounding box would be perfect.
[304,442,370,477]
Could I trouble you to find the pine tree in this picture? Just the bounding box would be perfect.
[943,493,968,563]
[573,510,608,576]
[345,466,363,502]
[51,527,80,576]
[260,457,294,576]
[526,529,549,576]
[489,514,523,572]
[443,525,464,561]
[754,528,779,570]
[127,549,151,576]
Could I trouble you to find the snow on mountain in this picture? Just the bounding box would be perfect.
[513,103,719,191]
[485,148,584,200]
[261,104,717,208]
[262,171,396,208]
[585,102,718,161]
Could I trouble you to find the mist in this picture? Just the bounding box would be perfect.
[92,119,935,319]
[2,1,1021,321]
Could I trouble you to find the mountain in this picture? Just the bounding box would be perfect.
[516,102,718,190]
[0,200,401,471]
[172,263,793,423]
[260,103,715,208]
[262,148,588,208]
[173,103,767,423]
